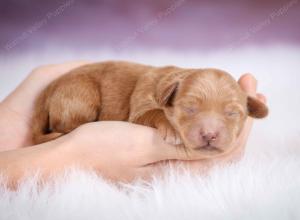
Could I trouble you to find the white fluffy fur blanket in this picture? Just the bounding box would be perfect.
[0,45,300,219]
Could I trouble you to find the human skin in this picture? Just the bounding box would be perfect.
[0,61,266,187]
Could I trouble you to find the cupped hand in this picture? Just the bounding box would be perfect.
[0,61,90,149]
[0,62,266,183]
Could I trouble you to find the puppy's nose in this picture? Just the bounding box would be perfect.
[201,132,218,142]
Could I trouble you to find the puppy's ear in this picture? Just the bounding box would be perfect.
[247,96,268,118]
[156,82,179,107]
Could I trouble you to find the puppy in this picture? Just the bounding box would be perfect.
[32,61,268,158]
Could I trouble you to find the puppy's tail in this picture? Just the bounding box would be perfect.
[32,92,63,145]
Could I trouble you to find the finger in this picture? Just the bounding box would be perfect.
[149,130,183,159]
[53,60,91,74]
[256,93,267,104]
[141,158,216,178]
[142,128,195,161]
[153,139,207,161]
[238,73,257,96]
[234,74,258,153]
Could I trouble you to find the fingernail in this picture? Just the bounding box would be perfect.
[246,74,257,85]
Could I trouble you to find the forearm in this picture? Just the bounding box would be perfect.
[0,137,77,189]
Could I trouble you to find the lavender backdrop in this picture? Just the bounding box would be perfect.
[1,0,300,53]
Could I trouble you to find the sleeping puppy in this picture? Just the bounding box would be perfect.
[32,61,268,158]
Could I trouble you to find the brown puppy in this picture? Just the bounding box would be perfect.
[32,61,268,157]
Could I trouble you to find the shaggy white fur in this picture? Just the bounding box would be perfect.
[0,45,300,219]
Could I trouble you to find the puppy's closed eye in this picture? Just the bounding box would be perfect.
[183,106,199,115]
[224,104,243,119]
[182,106,198,115]
[226,111,241,118]
[178,100,200,115]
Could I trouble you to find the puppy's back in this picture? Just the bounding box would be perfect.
[32,61,153,144]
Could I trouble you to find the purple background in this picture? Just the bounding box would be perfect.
[1,0,300,54]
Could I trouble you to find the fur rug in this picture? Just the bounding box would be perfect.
[0,45,300,219]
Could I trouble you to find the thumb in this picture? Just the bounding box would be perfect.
[144,129,194,161]
[150,131,207,161]
[238,73,257,96]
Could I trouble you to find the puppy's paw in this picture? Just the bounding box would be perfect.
[158,124,183,146]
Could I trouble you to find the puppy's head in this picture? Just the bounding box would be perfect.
[156,69,268,157]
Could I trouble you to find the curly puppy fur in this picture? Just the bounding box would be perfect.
[32,61,268,158]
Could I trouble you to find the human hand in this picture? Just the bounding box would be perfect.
[0,61,266,183]
[0,61,90,150]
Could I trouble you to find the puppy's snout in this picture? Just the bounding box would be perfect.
[200,131,219,143]
[191,116,226,151]
[184,114,233,155]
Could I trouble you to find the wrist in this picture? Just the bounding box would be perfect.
[0,136,82,187]
[49,134,98,172]
[40,135,86,172]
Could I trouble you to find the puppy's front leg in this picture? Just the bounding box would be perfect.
[134,109,182,145]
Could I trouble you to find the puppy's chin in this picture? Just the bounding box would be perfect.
[185,141,236,158]
[191,145,224,158]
